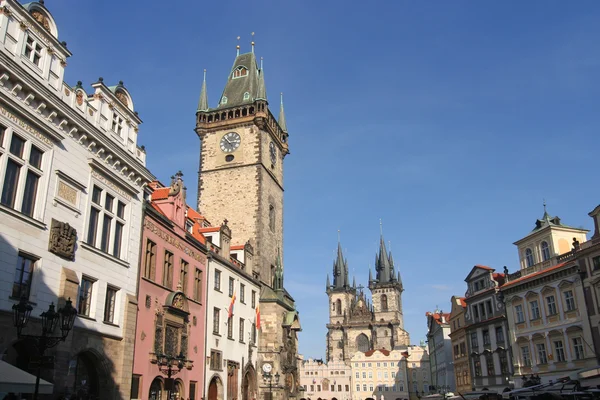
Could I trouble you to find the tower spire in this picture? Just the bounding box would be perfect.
[197,69,209,112]
[236,36,240,56]
[256,64,267,101]
[332,241,348,289]
[279,92,288,133]
[251,32,255,53]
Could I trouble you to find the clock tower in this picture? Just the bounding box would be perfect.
[195,46,301,400]
[195,50,289,285]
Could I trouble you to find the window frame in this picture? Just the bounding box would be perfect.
[78,276,96,318]
[525,248,534,267]
[573,337,584,360]
[564,290,576,311]
[85,184,128,259]
[180,259,189,294]
[554,340,566,362]
[213,307,220,335]
[22,33,44,68]
[214,269,221,291]
[541,241,550,261]
[536,343,548,364]
[143,239,157,280]
[530,300,541,320]
[103,285,119,324]
[194,268,203,302]
[546,295,557,315]
[163,250,174,289]
[515,304,525,323]
[12,252,38,300]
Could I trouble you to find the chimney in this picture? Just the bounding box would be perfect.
[220,220,231,259]
[244,241,254,274]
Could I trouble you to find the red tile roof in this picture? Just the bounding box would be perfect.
[187,207,203,221]
[152,187,170,200]
[198,226,221,233]
[426,311,451,325]
[459,297,467,307]
[231,245,245,250]
[501,262,567,288]
[364,349,390,357]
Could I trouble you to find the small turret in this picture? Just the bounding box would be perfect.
[279,92,288,133]
[197,69,209,112]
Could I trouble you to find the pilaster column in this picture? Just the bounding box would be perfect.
[545,333,554,365]
[562,329,573,361]
[556,286,565,317]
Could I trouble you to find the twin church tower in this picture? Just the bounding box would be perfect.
[326,235,410,361]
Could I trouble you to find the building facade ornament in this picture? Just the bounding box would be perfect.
[48,219,77,260]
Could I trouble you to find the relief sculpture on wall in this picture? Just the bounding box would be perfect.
[48,219,77,260]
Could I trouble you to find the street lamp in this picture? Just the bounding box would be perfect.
[157,352,186,400]
[262,370,280,400]
[12,297,77,400]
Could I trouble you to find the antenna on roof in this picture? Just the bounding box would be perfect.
[543,198,547,213]
[251,32,255,53]
[236,36,241,56]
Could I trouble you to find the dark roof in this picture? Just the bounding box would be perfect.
[332,242,349,290]
[217,52,263,109]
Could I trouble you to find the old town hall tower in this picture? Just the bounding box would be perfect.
[326,235,410,361]
[195,44,301,400]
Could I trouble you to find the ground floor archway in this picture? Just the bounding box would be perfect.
[242,365,257,400]
[150,377,164,400]
[208,375,224,400]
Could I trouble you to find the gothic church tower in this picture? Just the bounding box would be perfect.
[195,44,301,400]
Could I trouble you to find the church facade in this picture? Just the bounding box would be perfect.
[326,236,410,362]
[195,45,301,400]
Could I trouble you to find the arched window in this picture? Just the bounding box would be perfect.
[356,334,370,353]
[221,96,228,105]
[336,299,342,316]
[541,241,550,261]
[233,66,248,79]
[243,92,250,100]
[525,248,534,267]
[381,294,388,312]
[150,378,163,400]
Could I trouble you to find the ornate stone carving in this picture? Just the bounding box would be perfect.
[30,10,50,31]
[172,293,184,310]
[75,90,84,106]
[115,90,129,107]
[48,219,77,260]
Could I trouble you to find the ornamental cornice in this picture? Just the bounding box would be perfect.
[501,264,579,296]
[0,52,154,186]
[144,218,207,264]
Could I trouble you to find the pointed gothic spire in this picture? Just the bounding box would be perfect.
[197,69,209,112]
[376,234,392,283]
[332,241,349,290]
[326,273,331,291]
[279,92,288,133]
[369,267,373,282]
[353,276,356,288]
[274,248,284,291]
[257,65,267,101]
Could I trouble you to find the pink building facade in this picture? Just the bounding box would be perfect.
[132,174,208,400]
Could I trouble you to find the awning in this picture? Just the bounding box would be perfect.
[0,360,53,394]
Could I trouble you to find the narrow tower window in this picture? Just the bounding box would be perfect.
[525,248,534,267]
[381,294,388,312]
[336,299,342,316]
[541,241,550,261]
[233,66,248,79]
[269,204,275,232]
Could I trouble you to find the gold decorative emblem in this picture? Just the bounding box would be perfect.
[172,294,184,310]
[30,10,51,32]
[48,219,77,260]
[115,90,129,107]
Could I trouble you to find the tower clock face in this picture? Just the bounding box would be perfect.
[269,141,277,165]
[220,132,241,153]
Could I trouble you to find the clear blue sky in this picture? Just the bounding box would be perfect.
[48,1,600,359]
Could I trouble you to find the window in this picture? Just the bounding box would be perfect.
[12,253,36,299]
[213,308,220,334]
[356,385,360,392]
[251,322,256,344]
[525,248,534,267]
[355,372,359,379]
[369,385,373,392]
[473,304,479,319]
[214,270,221,291]
[227,316,234,339]
[554,340,566,362]
[536,343,547,364]
[189,381,197,400]
[252,290,256,308]
[23,35,43,67]
[564,290,576,311]
[593,256,600,271]
[473,359,481,376]
[1,133,44,217]
[163,251,174,288]
[180,260,189,294]
[499,351,509,374]
[362,372,366,379]
[143,240,156,280]
[111,113,124,136]
[240,283,245,303]
[486,356,495,376]
[381,294,388,311]
[221,96,228,105]
[239,318,245,342]
[471,332,478,348]
[233,66,248,78]
[495,326,504,343]
[336,299,342,315]
[345,385,349,392]
[515,304,524,323]
[0,124,6,146]
[573,337,584,360]
[486,300,493,315]
[317,385,321,392]
[210,349,222,370]
[104,286,118,323]
[483,329,490,345]
[310,385,314,392]
[79,277,94,317]
[194,268,202,302]
[229,277,235,297]
[243,92,250,100]
[530,300,540,320]
[541,241,550,261]
[268,204,275,231]
[368,371,372,379]
[363,385,367,392]
[521,346,531,366]
[384,371,388,378]
[86,186,126,258]
[130,375,141,400]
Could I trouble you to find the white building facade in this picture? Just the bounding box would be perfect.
[203,224,261,400]
[299,357,352,400]
[0,1,152,398]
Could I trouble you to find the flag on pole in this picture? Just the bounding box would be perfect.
[228,291,236,318]
[256,304,261,330]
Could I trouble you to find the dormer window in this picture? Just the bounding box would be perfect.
[111,113,124,136]
[221,96,228,105]
[541,241,550,261]
[23,35,43,68]
[243,92,250,100]
[233,66,248,79]
[525,248,534,267]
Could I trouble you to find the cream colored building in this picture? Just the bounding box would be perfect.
[351,349,410,400]
[502,207,596,387]
[448,296,471,394]
[299,357,352,400]
[405,345,430,400]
